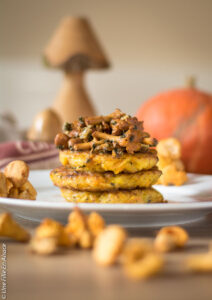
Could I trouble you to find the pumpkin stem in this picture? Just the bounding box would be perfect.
[186,76,196,89]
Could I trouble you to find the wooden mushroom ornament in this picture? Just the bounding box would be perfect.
[44,17,110,123]
[27,108,62,142]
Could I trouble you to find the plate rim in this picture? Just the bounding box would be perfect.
[0,197,212,212]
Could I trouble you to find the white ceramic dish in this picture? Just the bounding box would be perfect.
[0,170,211,227]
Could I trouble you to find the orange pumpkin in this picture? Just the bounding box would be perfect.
[136,81,212,174]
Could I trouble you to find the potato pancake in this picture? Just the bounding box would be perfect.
[50,166,161,192]
[51,110,164,204]
[60,187,164,203]
[59,150,158,174]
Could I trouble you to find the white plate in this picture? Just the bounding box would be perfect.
[0,170,211,227]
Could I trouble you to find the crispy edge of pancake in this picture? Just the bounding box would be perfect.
[59,150,158,174]
[50,167,162,192]
[60,187,164,203]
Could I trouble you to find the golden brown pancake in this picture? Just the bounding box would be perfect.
[50,166,161,192]
[60,187,164,203]
[59,149,158,174]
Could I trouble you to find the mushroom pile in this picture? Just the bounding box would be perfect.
[54,109,157,156]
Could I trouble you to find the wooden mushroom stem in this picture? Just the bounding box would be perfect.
[53,71,96,123]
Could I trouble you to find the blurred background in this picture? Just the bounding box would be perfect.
[1,0,212,129]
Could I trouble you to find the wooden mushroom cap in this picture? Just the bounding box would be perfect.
[27,108,62,142]
[44,17,110,70]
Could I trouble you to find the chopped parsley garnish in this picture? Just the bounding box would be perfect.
[63,122,72,132]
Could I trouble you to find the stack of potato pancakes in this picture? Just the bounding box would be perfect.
[50,109,164,203]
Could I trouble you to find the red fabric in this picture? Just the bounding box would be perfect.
[0,141,59,169]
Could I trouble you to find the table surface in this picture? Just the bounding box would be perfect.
[1,212,212,300]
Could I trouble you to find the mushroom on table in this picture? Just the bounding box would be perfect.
[27,108,62,142]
